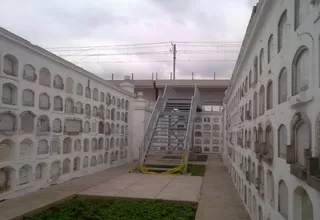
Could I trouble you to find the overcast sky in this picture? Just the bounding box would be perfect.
[0,0,257,80]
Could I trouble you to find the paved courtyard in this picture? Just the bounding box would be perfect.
[78,173,202,202]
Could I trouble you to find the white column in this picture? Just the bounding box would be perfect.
[131,92,153,161]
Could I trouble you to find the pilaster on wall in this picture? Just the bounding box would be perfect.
[132,92,153,160]
[120,82,135,162]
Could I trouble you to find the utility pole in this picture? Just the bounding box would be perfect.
[171,43,177,80]
[192,72,194,80]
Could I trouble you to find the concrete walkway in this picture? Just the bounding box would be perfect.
[78,173,202,203]
[0,162,134,220]
[195,156,250,220]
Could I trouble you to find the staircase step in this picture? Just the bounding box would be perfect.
[166,103,191,107]
[153,130,185,133]
[157,121,188,124]
[165,107,190,108]
[167,99,191,103]
[144,158,181,166]
[153,134,186,138]
[146,154,182,159]
[164,108,190,110]
[154,127,187,131]
[143,167,173,172]
[154,130,186,133]
[148,145,184,150]
[151,141,184,145]
[165,106,190,108]
[158,117,188,120]
[165,104,190,106]
[152,136,185,140]
[165,107,190,109]
[150,140,184,143]
[157,120,188,123]
[146,151,183,156]
[147,149,184,156]
[160,112,189,116]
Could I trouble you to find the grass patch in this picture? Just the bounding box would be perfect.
[23,198,197,220]
[188,155,208,162]
[187,164,206,176]
[195,155,208,162]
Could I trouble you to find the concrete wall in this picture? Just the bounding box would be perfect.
[193,111,224,154]
[224,1,320,220]
[0,29,135,200]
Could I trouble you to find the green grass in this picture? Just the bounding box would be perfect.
[188,155,208,162]
[23,198,197,220]
[195,155,208,162]
[187,164,206,176]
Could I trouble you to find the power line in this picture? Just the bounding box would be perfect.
[46,41,241,50]
[50,45,171,52]
[58,51,172,57]
[45,41,240,79]
[178,50,239,54]
[46,42,172,50]
[174,41,241,44]
[58,50,239,57]
[73,59,237,64]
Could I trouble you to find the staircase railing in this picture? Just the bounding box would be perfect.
[163,84,179,102]
[183,85,200,173]
[139,95,166,163]
[139,85,179,164]
[194,85,201,107]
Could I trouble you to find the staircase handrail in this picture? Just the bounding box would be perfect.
[139,95,165,163]
[182,85,200,173]
[139,85,179,164]
[163,84,179,100]
[193,85,201,107]
[183,95,196,173]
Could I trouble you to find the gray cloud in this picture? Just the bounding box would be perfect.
[0,0,253,80]
[247,0,259,7]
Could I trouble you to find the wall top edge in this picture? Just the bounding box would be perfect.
[226,0,271,100]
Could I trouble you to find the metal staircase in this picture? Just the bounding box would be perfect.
[139,85,200,174]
